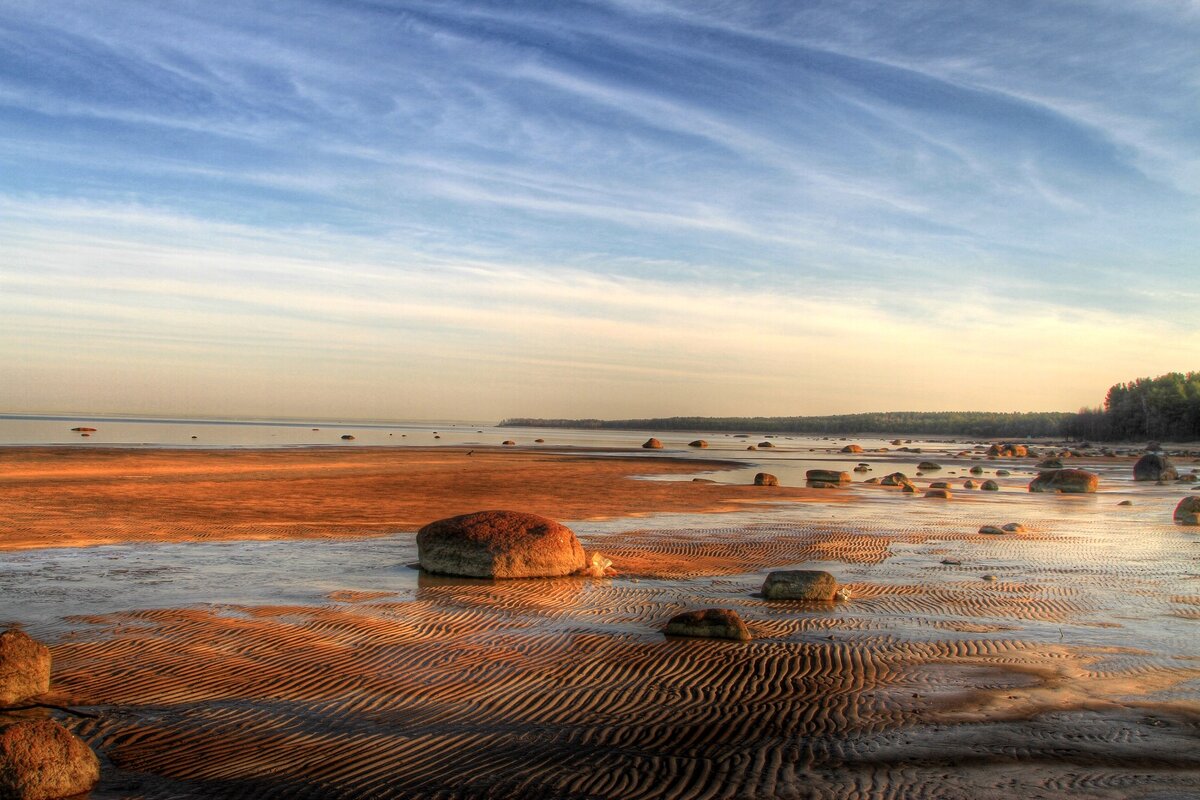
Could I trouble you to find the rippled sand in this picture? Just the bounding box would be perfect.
[2,447,1199,798]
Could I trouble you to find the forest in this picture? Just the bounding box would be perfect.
[501,371,1200,441]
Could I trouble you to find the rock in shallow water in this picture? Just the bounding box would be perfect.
[753,472,778,486]
[1028,469,1098,493]
[1134,453,1177,482]
[417,510,586,578]
[0,719,99,800]
[664,608,751,641]
[0,630,49,706]
[806,469,850,485]
[761,570,839,601]
[1175,496,1200,526]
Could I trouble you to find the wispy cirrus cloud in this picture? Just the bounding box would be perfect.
[1,1,1197,417]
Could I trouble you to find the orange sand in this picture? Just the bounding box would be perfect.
[0,447,843,551]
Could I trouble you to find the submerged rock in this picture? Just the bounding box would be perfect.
[0,629,50,706]
[0,720,99,800]
[753,473,778,486]
[1133,453,1177,482]
[664,608,751,641]
[1028,469,1098,493]
[417,511,586,578]
[761,570,839,601]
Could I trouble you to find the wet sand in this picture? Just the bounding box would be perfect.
[0,447,838,551]
[3,447,1199,798]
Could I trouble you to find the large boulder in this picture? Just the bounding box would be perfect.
[416,511,586,578]
[761,570,838,601]
[0,630,50,706]
[753,473,778,486]
[806,469,851,485]
[1029,469,1098,494]
[664,608,750,641]
[0,719,99,800]
[1175,496,1200,526]
[641,438,663,449]
[1133,454,1177,482]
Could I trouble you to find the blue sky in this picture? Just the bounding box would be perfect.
[1,0,1198,419]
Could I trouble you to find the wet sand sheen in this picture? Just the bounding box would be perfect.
[0,447,844,551]
[4,448,1199,798]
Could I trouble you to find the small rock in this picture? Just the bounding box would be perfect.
[753,473,778,486]
[758,441,774,448]
[978,525,1006,535]
[1001,523,1026,533]
[996,469,1011,477]
[688,440,708,448]
[664,608,751,641]
[840,444,863,453]
[642,438,663,449]
[941,559,962,565]
[929,481,951,489]
[962,479,978,489]
[1174,496,1200,526]
[981,480,1000,491]
[583,552,614,578]
[1118,500,1133,506]
[1028,469,1098,494]
[761,570,839,601]
[924,488,952,499]
[982,574,997,582]
[340,434,355,440]
[502,440,516,446]
[918,461,942,471]
[806,469,851,485]
[969,466,985,475]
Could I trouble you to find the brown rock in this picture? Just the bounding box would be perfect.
[979,525,1005,535]
[642,438,663,449]
[924,488,952,499]
[963,479,978,489]
[753,473,778,486]
[502,440,516,446]
[0,719,99,800]
[929,481,950,489]
[68,427,96,432]
[805,469,851,485]
[664,608,751,641]
[761,570,839,601]
[0,630,50,706]
[340,434,355,440]
[840,444,863,453]
[1028,469,1098,493]
[918,461,942,471]
[1133,453,1177,482]
[1002,523,1026,533]
[1175,496,1200,526]
[880,472,909,486]
[688,440,708,448]
[758,441,774,448]
[416,511,586,578]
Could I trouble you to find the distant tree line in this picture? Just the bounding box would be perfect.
[501,371,1200,442]
[1061,372,1200,442]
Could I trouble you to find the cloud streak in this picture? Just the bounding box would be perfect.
[1,1,1197,417]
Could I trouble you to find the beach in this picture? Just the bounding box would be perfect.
[2,440,1199,798]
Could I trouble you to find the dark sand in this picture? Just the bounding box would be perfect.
[2,447,1199,799]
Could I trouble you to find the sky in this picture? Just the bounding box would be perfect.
[1,0,1198,421]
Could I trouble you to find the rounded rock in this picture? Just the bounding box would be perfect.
[761,570,839,601]
[0,719,100,800]
[664,608,750,641]
[0,630,50,706]
[416,511,586,578]
[642,438,663,449]
[753,473,778,486]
